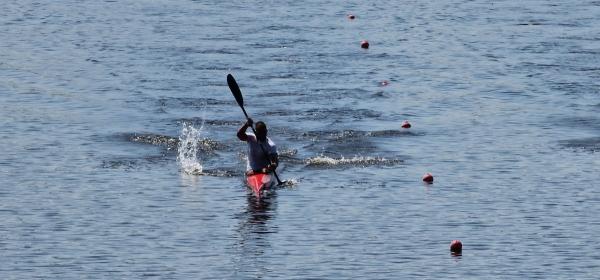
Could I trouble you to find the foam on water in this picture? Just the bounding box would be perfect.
[129,133,179,150]
[177,121,203,174]
[278,178,299,187]
[305,155,403,167]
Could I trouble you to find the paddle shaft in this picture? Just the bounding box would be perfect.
[227,74,283,185]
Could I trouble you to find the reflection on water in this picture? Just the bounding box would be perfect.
[244,192,277,228]
[233,191,278,277]
[180,172,202,188]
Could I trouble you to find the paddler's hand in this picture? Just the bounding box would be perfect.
[266,163,277,172]
[260,166,271,173]
[245,118,253,127]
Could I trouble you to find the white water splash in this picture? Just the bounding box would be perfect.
[280,178,299,187]
[177,122,203,174]
[305,155,403,167]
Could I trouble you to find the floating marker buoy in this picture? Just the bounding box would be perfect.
[380,80,389,86]
[360,40,369,49]
[401,120,411,128]
[422,172,433,183]
[450,240,462,254]
[347,14,356,20]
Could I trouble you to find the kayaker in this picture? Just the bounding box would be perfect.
[237,118,279,175]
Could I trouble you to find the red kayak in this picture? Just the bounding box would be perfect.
[246,172,274,197]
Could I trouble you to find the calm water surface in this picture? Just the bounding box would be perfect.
[1,0,600,279]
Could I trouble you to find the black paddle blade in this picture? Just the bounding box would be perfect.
[227,74,244,108]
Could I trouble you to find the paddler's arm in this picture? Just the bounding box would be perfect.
[236,118,253,141]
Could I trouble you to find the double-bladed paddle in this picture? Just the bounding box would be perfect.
[227,74,284,185]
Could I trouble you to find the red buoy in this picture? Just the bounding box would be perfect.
[360,40,369,49]
[450,240,462,254]
[347,14,356,20]
[401,120,411,128]
[422,172,433,183]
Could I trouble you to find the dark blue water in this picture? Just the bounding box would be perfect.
[2,0,600,278]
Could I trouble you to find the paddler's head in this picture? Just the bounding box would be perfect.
[255,121,268,142]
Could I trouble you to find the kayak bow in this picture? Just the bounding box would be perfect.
[246,172,274,197]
